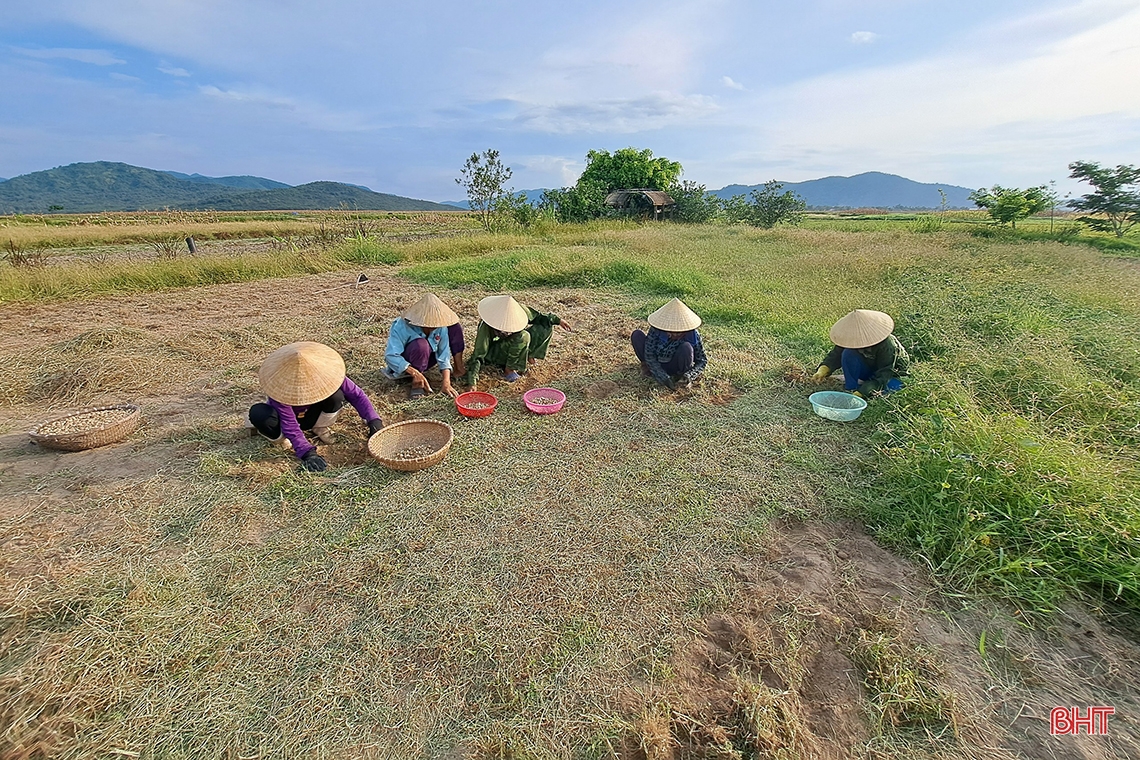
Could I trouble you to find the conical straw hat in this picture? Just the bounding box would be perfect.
[647,298,702,331]
[829,309,894,349]
[478,295,528,333]
[403,293,459,328]
[258,342,346,406]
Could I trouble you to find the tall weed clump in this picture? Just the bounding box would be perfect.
[867,251,1140,612]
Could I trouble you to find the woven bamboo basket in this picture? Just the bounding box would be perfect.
[367,419,453,472]
[29,404,142,452]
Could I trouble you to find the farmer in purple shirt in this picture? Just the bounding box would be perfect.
[247,342,383,472]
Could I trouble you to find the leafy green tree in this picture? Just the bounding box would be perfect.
[722,181,806,228]
[542,147,683,222]
[667,180,719,224]
[456,149,513,231]
[969,185,1049,229]
[578,148,682,193]
[1068,161,1140,238]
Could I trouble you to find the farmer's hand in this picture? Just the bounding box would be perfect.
[559,319,573,332]
[441,380,458,399]
[367,419,384,436]
[301,451,328,472]
[812,366,831,383]
[408,368,434,394]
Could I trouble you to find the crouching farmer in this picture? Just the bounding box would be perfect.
[248,342,384,472]
[382,293,464,400]
[465,295,571,386]
[812,309,910,398]
[632,298,708,390]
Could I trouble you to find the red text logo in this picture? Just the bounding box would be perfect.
[1050,707,1114,736]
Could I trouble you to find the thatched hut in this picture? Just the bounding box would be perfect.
[604,189,675,220]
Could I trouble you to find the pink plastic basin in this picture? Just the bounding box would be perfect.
[523,387,566,415]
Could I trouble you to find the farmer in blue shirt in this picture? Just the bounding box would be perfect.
[383,293,464,399]
[631,298,707,390]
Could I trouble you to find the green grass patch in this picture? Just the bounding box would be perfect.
[0,241,401,302]
[401,223,1140,615]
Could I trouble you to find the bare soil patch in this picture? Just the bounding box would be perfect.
[614,520,1140,759]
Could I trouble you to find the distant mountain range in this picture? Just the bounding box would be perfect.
[445,173,976,210]
[0,163,977,214]
[0,162,458,214]
[442,189,547,209]
[712,172,975,209]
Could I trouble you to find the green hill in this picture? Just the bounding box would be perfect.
[0,162,459,214]
[0,162,244,213]
[188,181,458,212]
[161,171,291,191]
[713,172,976,209]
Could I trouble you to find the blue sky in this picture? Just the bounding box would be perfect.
[2,0,1138,200]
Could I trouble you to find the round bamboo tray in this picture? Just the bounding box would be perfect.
[29,404,142,451]
[367,419,453,472]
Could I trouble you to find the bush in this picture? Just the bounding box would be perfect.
[668,180,720,224]
[491,192,541,230]
[722,181,806,228]
[909,215,943,234]
[540,182,608,223]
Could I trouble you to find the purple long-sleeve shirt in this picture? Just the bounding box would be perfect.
[268,377,379,459]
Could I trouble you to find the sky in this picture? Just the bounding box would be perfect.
[1,0,1138,201]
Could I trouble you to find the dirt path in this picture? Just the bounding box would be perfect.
[2,270,1138,759]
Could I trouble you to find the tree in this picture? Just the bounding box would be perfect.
[968,185,1049,229]
[578,148,682,193]
[1068,161,1140,238]
[542,147,683,222]
[722,181,806,228]
[667,180,720,224]
[456,149,513,231]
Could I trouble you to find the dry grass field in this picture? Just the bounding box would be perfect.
[2,217,1140,758]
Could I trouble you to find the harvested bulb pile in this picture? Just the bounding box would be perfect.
[530,396,560,405]
[38,408,133,436]
[464,401,491,410]
[391,444,435,461]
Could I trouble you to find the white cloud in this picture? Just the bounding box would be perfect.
[109,72,140,82]
[12,46,125,66]
[511,92,720,134]
[197,84,374,132]
[722,76,745,90]
[747,3,1140,187]
[158,65,191,77]
[518,155,583,186]
[850,31,879,44]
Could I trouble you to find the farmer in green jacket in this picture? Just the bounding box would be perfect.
[464,295,572,385]
[812,309,909,398]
